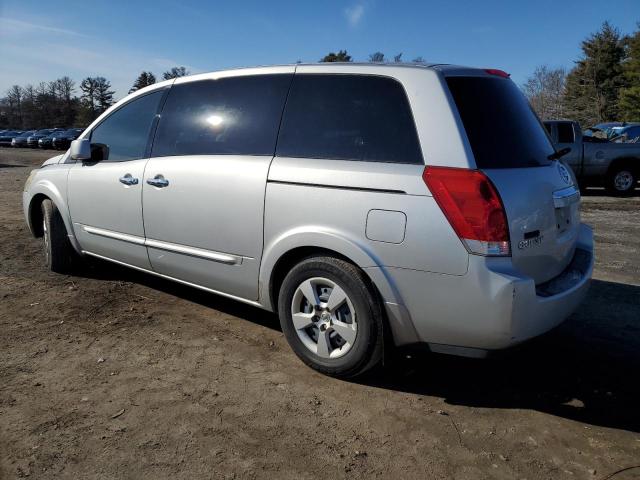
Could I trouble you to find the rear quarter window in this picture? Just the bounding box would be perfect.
[276,74,423,164]
[446,76,555,169]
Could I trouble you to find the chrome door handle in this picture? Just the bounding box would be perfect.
[146,175,169,188]
[119,174,139,186]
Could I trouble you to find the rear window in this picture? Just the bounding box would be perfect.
[557,122,575,143]
[446,76,555,169]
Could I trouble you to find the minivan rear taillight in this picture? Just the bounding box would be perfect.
[423,166,510,256]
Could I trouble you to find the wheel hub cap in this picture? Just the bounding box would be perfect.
[290,277,357,359]
[615,171,633,191]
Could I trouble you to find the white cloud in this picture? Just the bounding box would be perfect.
[344,3,365,27]
[0,18,86,37]
[0,17,200,98]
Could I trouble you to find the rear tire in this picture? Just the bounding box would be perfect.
[278,256,384,378]
[606,167,637,197]
[41,199,78,274]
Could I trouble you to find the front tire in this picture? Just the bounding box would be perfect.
[607,167,637,196]
[41,199,78,274]
[278,256,384,378]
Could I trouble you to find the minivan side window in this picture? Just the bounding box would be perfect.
[89,90,164,162]
[557,122,575,143]
[276,74,423,164]
[152,74,292,157]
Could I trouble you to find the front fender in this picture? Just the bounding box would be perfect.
[24,171,82,255]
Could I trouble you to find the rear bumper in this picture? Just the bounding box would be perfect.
[374,223,594,353]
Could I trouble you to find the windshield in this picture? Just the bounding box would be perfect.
[446,76,555,169]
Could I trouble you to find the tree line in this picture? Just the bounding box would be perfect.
[0,67,190,130]
[319,50,425,63]
[4,22,639,131]
[523,21,640,125]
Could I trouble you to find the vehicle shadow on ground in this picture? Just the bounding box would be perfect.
[364,279,640,434]
[77,258,282,333]
[78,261,640,433]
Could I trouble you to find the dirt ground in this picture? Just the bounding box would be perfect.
[1,148,639,480]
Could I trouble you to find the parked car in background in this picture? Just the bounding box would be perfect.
[610,123,640,143]
[38,132,60,149]
[52,128,84,150]
[23,64,593,378]
[27,129,64,148]
[11,130,37,148]
[0,130,23,146]
[544,120,640,195]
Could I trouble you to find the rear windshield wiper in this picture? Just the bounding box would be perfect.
[548,147,571,160]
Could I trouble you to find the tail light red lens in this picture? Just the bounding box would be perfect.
[423,166,511,256]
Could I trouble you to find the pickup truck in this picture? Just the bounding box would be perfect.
[544,120,640,195]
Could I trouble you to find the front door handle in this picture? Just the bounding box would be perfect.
[119,174,139,186]
[146,174,169,188]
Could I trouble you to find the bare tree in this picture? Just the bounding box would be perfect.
[56,76,77,126]
[393,53,403,63]
[162,66,190,80]
[5,85,23,128]
[522,65,567,120]
[369,52,385,62]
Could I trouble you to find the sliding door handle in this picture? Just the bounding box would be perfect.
[119,174,139,186]
[146,175,169,188]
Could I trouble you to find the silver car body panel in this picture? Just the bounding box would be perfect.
[142,155,272,300]
[23,63,594,355]
[68,158,151,269]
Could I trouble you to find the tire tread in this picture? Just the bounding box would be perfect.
[277,255,384,378]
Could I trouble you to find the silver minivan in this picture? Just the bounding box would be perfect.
[23,63,594,377]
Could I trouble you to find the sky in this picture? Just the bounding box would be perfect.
[0,0,638,99]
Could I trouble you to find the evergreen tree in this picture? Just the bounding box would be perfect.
[94,77,115,113]
[563,22,626,126]
[79,77,98,123]
[320,50,352,62]
[129,71,157,93]
[79,76,114,123]
[619,25,640,120]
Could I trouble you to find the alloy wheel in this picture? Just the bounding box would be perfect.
[614,170,634,191]
[290,277,357,359]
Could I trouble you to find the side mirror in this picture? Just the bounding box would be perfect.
[70,138,91,161]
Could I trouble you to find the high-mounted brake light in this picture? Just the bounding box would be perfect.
[423,166,511,256]
[485,69,510,79]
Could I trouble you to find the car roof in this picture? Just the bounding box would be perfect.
[170,62,499,83]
